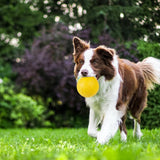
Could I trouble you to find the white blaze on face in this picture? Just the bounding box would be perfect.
[78,49,96,78]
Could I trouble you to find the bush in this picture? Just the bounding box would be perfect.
[0,78,46,128]
[136,40,160,60]
[135,40,160,129]
[0,41,22,78]
[14,23,87,128]
[141,86,160,129]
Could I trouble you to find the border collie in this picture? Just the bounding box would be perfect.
[72,37,160,144]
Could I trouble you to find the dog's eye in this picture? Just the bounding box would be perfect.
[91,59,98,65]
[79,59,84,65]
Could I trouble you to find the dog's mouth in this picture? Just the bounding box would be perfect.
[77,72,100,80]
[96,74,100,80]
[77,75,99,81]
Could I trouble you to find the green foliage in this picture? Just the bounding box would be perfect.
[1,0,159,44]
[0,41,23,78]
[0,62,13,78]
[0,78,47,128]
[142,86,160,129]
[0,0,44,79]
[136,40,160,60]
[0,128,160,160]
[77,1,160,41]
[0,1,44,43]
[136,41,160,129]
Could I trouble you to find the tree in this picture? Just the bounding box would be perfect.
[0,0,44,78]
[75,0,160,42]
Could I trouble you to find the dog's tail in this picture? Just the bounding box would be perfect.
[137,57,160,90]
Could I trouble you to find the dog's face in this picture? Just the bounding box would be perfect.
[73,37,116,80]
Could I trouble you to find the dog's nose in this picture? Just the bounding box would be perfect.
[81,69,88,77]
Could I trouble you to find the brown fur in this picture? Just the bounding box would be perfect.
[117,59,148,134]
[94,46,116,80]
[73,37,90,61]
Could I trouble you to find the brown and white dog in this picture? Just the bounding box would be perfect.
[72,37,160,144]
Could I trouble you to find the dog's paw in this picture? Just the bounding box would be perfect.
[120,131,127,142]
[88,129,97,138]
[133,130,143,139]
[135,131,143,139]
[97,132,110,145]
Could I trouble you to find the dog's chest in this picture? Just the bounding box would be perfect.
[85,76,120,113]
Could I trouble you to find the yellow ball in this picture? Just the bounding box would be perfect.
[77,77,99,98]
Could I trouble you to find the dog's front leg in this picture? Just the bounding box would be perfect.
[88,108,101,138]
[97,108,121,144]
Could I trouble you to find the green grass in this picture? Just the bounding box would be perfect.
[0,128,160,160]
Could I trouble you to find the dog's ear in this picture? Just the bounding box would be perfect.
[73,37,90,56]
[96,45,116,61]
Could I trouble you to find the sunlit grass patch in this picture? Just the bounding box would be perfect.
[0,128,160,160]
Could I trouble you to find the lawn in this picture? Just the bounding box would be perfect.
[0,128,160,160]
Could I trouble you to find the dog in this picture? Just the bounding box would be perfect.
[72,36,160,144]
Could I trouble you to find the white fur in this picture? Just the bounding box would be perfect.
[121,131,127,142]
[87,108,100,138]
[133,119,143,139]
[78,49,96,78]
[85,53,124,144]
[144,57,160,83]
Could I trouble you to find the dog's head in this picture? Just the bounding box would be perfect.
[73,37,118,80]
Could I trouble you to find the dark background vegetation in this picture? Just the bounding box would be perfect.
[0,0,160,129]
